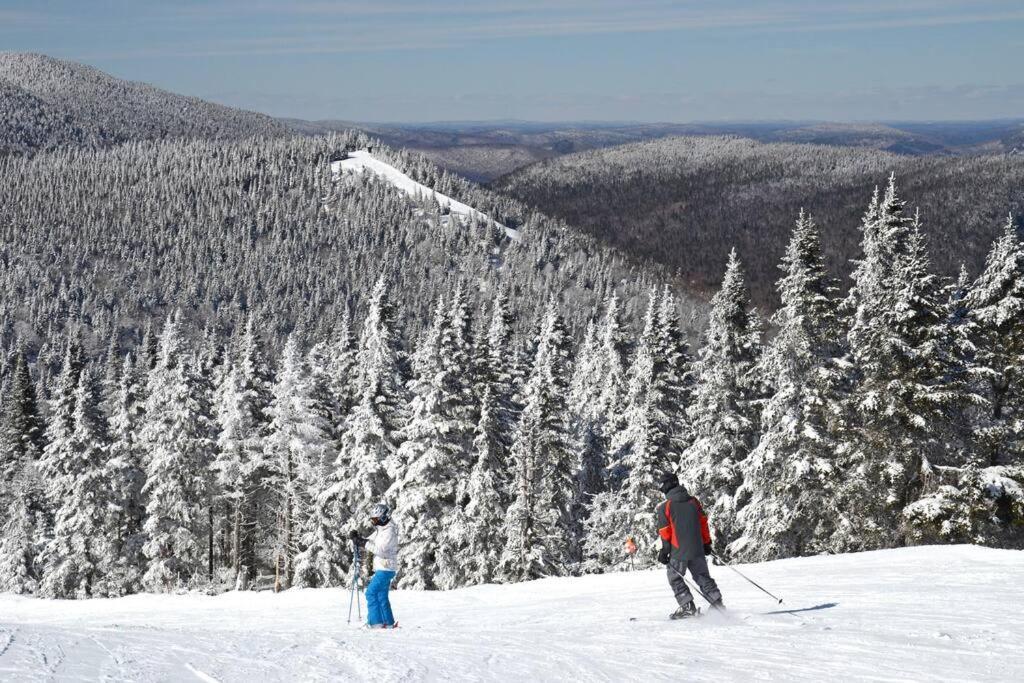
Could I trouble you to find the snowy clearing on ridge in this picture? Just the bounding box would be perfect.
[332,150,521,241]
[0,545,1021,682]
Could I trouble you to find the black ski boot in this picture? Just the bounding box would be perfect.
[669,601,698,620]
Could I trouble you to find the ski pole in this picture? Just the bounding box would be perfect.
[347,542,361,624]
[711,552,784,605]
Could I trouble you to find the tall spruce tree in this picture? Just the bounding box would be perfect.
[569,295,629,535]
[585,291,677,570]
[966,216,1024,469]
[682,250,761,555]
[392,286,476,589]
[105,354,148,593]
[498,301,575,581]
[266,334,334,589]
[734,212,844,560]
[213,318,274,588]
[0,348,45,594]
[333,274,406,541]
[3,348,44,474]
[38,367,113,598]
[835,180,974,550]
[140,315,215,591]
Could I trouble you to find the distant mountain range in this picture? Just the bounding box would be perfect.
[3,53,1022,312]
[0,52,287,154]
[289,118,1024,182]
[494,135,1024,307]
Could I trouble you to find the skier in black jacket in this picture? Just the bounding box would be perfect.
[656,472,724,619]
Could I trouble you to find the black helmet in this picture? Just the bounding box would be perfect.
[658,472,680,494]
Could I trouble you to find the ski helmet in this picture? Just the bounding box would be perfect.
[658,472,680,494]
[370,502,391,525]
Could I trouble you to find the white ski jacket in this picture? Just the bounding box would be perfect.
[365,520,400,572]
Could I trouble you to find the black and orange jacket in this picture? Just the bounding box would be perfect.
[656,485,712,563]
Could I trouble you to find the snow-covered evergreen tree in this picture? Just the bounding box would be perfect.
[498,301,575,581]
[459,385,508,585]
[392,286,476,589]
[38,366,113,598]
[733,211,844,560]
[140,315,215,592]
[967,216,1024,469]
[569,295,629,533]
[682,250,762,554]
[213,318,274,588]
[333,274,406,541]
[105,354,147,593]
[585,291,677,570]
[0,348,45,594]
[906,218,1024,546]
[2,348,44,474]
[266,333,334,589]
[836,180,977,550]
[39,333,85,493]
[327,305,359,428]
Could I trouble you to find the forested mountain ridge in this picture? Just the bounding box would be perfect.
[0,130,696,372]
[494,135,1024,307]
[0,52,288,155]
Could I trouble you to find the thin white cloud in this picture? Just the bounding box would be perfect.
[36,1,1024,60]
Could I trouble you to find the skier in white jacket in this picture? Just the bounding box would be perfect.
[351,503,400,628]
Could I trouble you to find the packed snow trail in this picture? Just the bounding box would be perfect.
[332,150,521,241]
[1,546,1022,681]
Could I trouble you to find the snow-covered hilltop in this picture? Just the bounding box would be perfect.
[332,150,521,241]
[1,546,1021,681]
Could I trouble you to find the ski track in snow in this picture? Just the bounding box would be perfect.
[331,150,521,242]
[0,546,1022,682]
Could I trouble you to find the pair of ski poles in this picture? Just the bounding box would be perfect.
[347,541,363,624]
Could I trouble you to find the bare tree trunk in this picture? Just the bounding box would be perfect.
[232,500,243,589]
[208,503,214,581]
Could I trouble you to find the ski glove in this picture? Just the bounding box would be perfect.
[657,545,670,565]
[703,543,713,557]
[349,530,367,548]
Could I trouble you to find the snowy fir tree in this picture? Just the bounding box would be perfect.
[140,315,215,592]
[585,291,682,570]
[265,333,334,589]
[39,333,85,496]
[459,385,508,585]
[967,216,1024,470]
[569,294,629,535]
[104,354,148,593]
[0,349,46,594]
[213,318,274,588]
[333,274,407,540]
[38,367,113,598]
[499,301,575,581]
[683,250,762,554]
[392,286,476,589]
[327,305,359,429]
[834,180,976,549]
[733,212,844,560]
[2,348,44,475]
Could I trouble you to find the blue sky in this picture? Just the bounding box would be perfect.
[2,0,1023,122]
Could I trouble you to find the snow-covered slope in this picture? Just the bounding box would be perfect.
[332,150,521,241]
[1,546,1021,681]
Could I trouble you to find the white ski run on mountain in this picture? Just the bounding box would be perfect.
[332,150,521,241]
[0,545,1021,681]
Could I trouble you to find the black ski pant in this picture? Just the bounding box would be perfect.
[668,554,722,606]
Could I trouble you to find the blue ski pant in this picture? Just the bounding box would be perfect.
[366,570,396,626]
